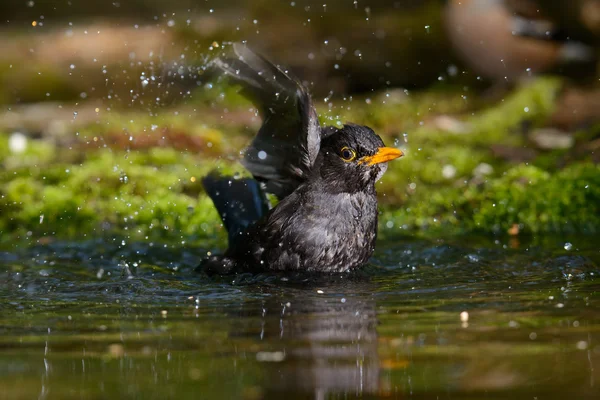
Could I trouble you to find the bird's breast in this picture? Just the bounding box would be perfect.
[286,191,379,272]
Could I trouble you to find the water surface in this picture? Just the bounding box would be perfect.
[1,236,599,399]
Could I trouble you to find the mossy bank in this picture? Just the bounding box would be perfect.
[1,77,599,247]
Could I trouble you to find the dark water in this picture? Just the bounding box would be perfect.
[1,236,599,399]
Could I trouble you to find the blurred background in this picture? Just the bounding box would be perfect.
[1,0,599,96]
[1,0,600,239]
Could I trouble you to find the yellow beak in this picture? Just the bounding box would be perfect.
[359,147,404,166]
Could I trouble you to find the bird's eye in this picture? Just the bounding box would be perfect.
[340,147,356,162]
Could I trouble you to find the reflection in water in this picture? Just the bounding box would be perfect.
[254,287,379,398]
[228,280,381,398]
[1,237,599,398]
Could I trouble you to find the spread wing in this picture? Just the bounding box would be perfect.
[212,43,321,199]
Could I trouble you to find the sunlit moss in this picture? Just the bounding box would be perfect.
[381,163,600,235]
[0,76,598,241]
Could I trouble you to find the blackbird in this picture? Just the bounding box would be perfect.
[199,43,403,275]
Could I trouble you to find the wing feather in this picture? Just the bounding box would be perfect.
[212,43,321,199]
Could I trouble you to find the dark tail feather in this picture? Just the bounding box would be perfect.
[202,173,270,244]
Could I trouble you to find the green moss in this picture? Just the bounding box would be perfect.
[381,163,600,235]
[0,142,228,241]
[0,76,597,242]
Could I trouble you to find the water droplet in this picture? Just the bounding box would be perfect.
[466,254,479,263]
[442,164,457,179]
[258,150,267,160]
[8,132,27,153]
[577,341,588,350]
[447,64,458,77]
[564,242,573,251]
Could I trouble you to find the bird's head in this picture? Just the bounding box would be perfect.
[317,124,403,193]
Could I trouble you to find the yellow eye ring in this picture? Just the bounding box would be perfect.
[340,146,356,162]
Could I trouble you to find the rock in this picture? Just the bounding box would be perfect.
[529,128,575,150]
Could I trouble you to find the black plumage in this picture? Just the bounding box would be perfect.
[200,44,403,275]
